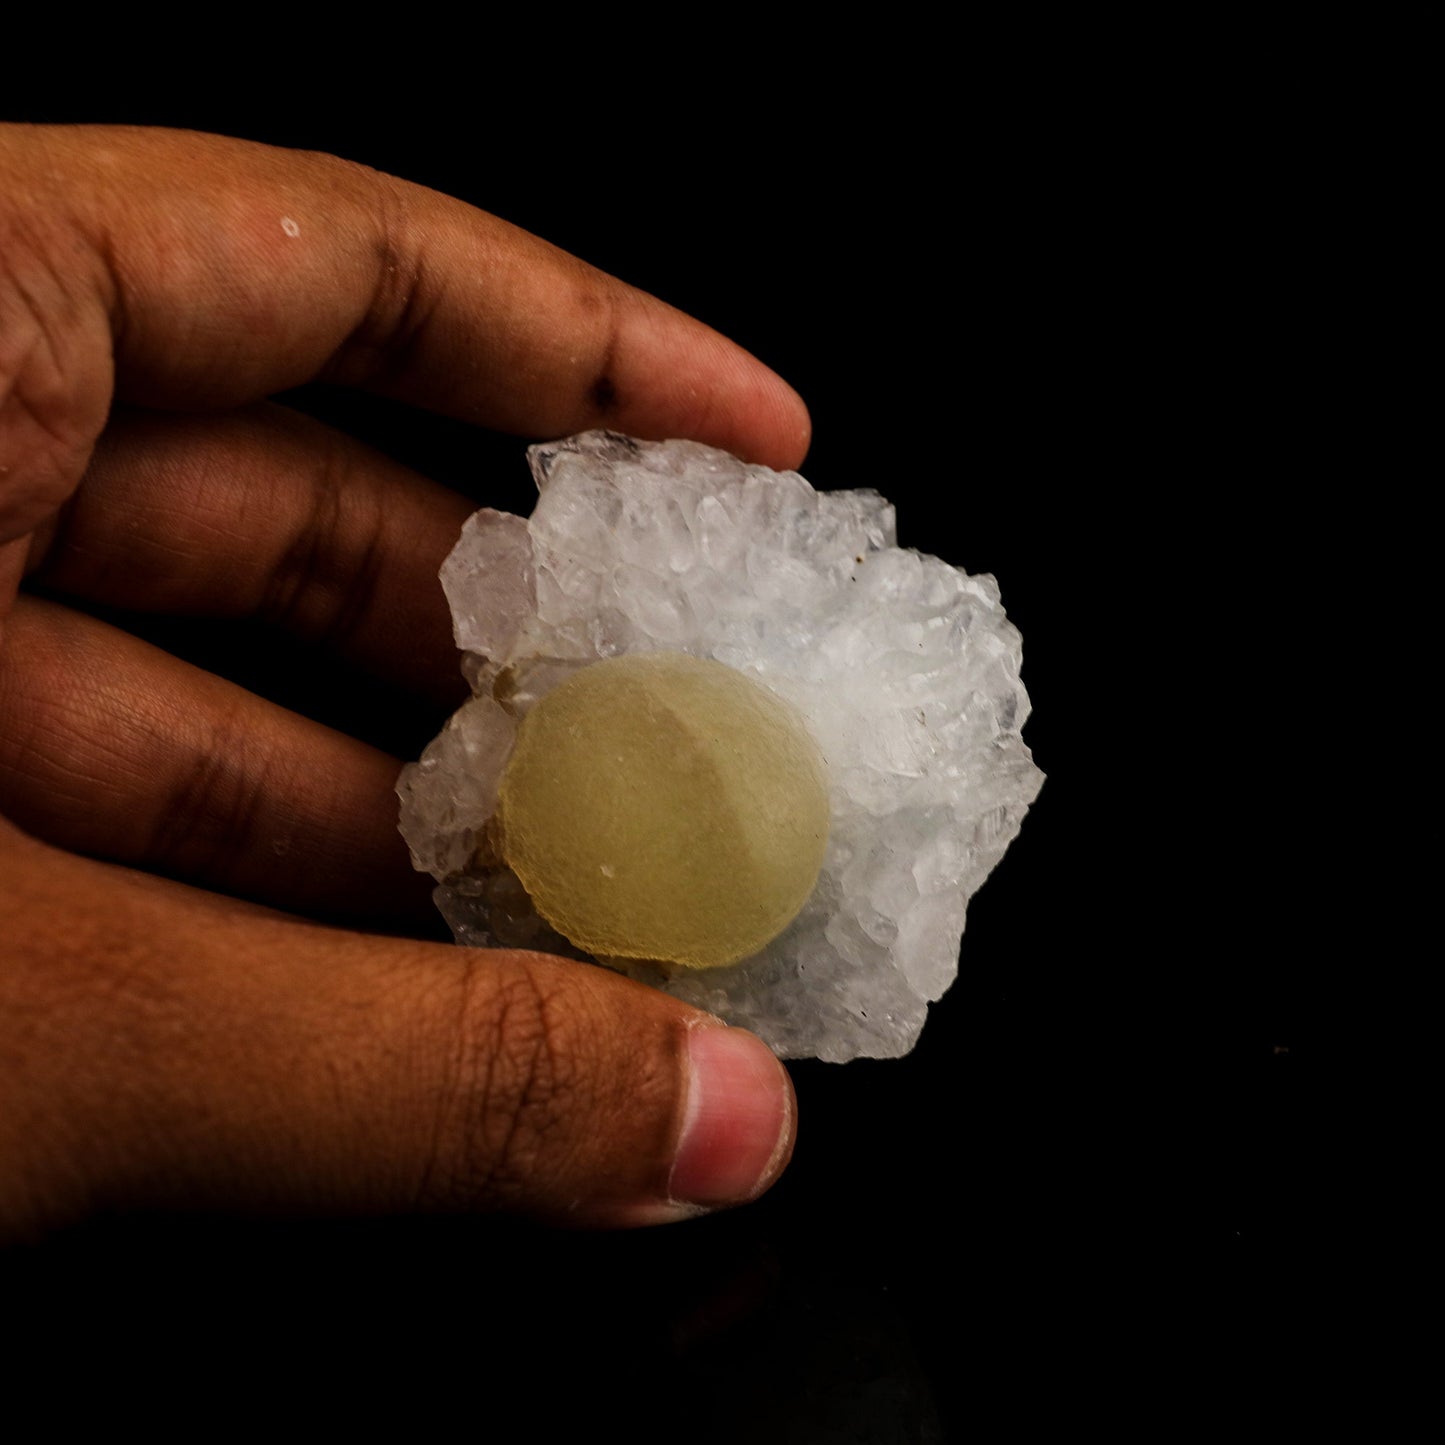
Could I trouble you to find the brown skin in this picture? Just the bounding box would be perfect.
[0,126,809,1239]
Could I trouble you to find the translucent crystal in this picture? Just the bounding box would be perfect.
[497,652,829,969]
[397,431,1043,1062]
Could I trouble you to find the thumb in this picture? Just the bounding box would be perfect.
[0,827,795,1234]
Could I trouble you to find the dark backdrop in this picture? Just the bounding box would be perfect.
[4,83,1295,1432]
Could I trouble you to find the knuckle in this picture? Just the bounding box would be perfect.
[422,957,593,1211]
[257,427,347,631]
[327,174,441,393]
[583,280,622,418]
[258,429,388,651]
[146,703,274,879]
[0,196,112,541]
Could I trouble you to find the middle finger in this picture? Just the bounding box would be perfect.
[0,594,437,930]
[24,403,478,709]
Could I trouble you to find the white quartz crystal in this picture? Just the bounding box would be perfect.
[397,431,1043,1062]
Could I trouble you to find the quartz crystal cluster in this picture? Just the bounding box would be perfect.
[397,431,1043,1062]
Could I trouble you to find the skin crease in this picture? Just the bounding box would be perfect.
[0,125,810,1239]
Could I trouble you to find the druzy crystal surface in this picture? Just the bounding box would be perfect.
[397,431,1043,1062]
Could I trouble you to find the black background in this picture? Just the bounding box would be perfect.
[4,71,1296,1433]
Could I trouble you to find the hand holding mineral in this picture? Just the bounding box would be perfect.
[0,124,807,1237]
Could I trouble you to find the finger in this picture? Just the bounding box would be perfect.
[0,537,24,642]
[0,826,796,1234]
[0,124,809,544]
[0,594,432,929]
[26,405,474,707]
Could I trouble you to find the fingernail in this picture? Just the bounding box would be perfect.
[668,1024,795,1210]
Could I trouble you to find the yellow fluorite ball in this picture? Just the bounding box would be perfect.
[497,652,830,969]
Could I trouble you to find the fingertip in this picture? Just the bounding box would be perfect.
[748,369,812,473]
[688,311,811,472]
[715,334,810,471]
[666,1022,796,1214]
[604,297,810,474]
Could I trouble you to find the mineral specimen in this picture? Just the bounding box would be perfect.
[397,431,1043,1062]
[497,651,830,970]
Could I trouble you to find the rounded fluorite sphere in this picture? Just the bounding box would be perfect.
[496,652,830,969]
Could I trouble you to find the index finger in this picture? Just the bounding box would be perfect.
[0,124,810,536]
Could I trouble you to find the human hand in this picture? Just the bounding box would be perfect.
[0,125,809,1237]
